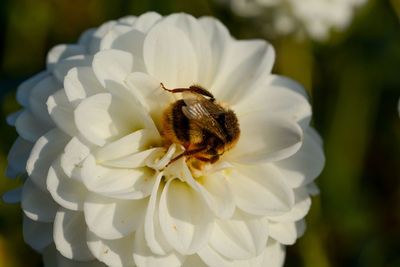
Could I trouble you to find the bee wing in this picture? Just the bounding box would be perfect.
[181,101,227,142]
[182,91,225,117]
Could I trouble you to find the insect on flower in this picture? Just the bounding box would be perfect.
[160,83,240,169]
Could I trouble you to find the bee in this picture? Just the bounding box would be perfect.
[160,83,240,169]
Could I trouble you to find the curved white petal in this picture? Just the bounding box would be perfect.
[84,192,147,239]
[81,155,155,199]
[132,12,162,33]
[233,75,311,124]
[15,110,50,143]
[23,215,53,252]
[182,254,208,267]
[198,16,232,88]
[74,93,139,146]
[196,173,235,219]
[87,230,135,267]
[92,49,133,88]
[106,30,146,73]
[134,225,185,267]
[56,253,107,267]
[53,55,92,83]
[6,110,23,126]
[47,44,85,72]
[47,89,78,136]
[228,163,294,216]
[227,113,303,164]
[64,66,105,107]
[159,178,214,255]
[124,72,170,125]
[99,24,133,51]
[261,240,285,267]
[26,128,70,190]
[211,40,275,105]
[276,128,325,188]
[162,13,212,86]
[144,173,173,255]
[102,148,161,169]
[94,129,161,162]
[6,137,33,178]
[47,157,88,211]
[53,209,95,261]
[268,221,297,245]
[21,178,59,222]
[269,187,311,222]
[143,22,199,88]
[60,136,91,181]
[29,76,60,127]
[2,187,22,204]
[16,71,49,107]
[208,210,269,260]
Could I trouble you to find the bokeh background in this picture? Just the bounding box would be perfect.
[0,0,399,266]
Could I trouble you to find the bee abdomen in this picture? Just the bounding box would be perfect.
[171,100,191,143]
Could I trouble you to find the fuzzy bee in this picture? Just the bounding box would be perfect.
[160,83,240,169]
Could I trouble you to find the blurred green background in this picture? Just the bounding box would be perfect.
[0,0,399,266]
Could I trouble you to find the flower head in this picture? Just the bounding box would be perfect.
[220,0,367,40]
[4,12,324,266]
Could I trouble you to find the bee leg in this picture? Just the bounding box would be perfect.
[194,155,219,163]
[164,146,208,168]
[160,83,215,100]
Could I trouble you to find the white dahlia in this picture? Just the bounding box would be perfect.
[220,0,367,40]
[4,12,324,267]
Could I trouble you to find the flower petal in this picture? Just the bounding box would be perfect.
[29,76,60,127]
[196,173,235,219]
[6,137,33,178]
[228,163,294,216]
[198,17,231,88]
[53,55,92,83]
[64,66,105,107]
[261,240,285,267]
[74,93,139,146]
[105,30,146,73]
[60,137,91,181]
[233,75,311,124]
[208,210,269,260]
[81,155,155,199]
[47,89,78,136]
[268,221,298,245]
[182,254,208,267]
[99,24,133,51]
[276,128,325,187]
[22,178,59,222]
[268,187,311,222]
[16,71,49,107]
[6,110,23,126]
[47,157,88,211]
[227,113,303,164]
[162,13,212,86]
[92,49,133,88]
[143,22,198,88]
[159,179,214,254]
[23,215,53,252]
[87,230,135,267]
[134,225,185,267]
[132,12,162,32]
[47,44,85,72]
[94,129,161,162]
[84,192,147,239]
[144,173,173,255]
[53,209,95,261]
[15,110,50,143]
[211,39,275,105]
[26,128,70,190]
[2,187,22,204]
[102,148,160,169]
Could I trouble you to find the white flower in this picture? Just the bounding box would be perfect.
[4,12,324,267]
[220,0,367,40]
